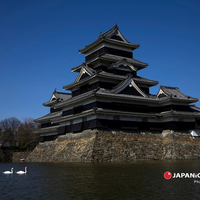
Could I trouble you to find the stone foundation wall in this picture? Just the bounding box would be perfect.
[26,129,200,162]
[27,130,96,162]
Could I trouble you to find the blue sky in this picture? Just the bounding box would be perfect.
[0,0,200,122]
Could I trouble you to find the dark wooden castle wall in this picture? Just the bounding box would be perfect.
[56,119,196,137]
[85,47,133,62]
[72,81,117,97]
[62,101,195,117]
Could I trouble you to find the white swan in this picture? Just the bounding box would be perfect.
[3,168,14,174]
[16,167,27,174]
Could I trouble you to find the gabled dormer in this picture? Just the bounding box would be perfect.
[43,89,71,108]
[111,58,137,71]
[74,64,96,83]
[108,58,137,76]
[111,75,148,97]
[157,86,198,103]
[157,87,168,98]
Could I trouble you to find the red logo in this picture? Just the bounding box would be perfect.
[164,171,172,180]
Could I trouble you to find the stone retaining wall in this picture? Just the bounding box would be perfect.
[27,130,96,162]
[26,129,200,162]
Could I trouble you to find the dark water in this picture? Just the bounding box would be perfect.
[1,161,200,199]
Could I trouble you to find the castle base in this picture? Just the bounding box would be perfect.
[26,129,200,162]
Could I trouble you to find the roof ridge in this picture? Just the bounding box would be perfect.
[111,75,132,93]
[161,85,179,89]
[79,25,139,54]
[56,91,71,95]
[99,23,118,38]
[90,53,148,68]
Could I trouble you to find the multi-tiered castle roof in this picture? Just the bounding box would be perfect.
[35,24,200,142]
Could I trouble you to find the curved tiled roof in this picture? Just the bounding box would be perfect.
[34,125,59,134]
[111,75,148,98]
[43,90,71,107]
[86,53,148,70]
[157,86,198,103]
[34,111,62,123]
[79,24,139,54]
[74,64,96,83]
[63,69,157,91]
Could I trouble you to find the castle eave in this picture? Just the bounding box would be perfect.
[34,125,59,135]
[79,38,139,55]
[158,96,198,104]
[34,111,62,123]
[52,109,95,124]
[63,72,126,91]
[160,110,200,118]
[43,101,57,107]
[96,89,155,102]
[54,90,95,109]
[86,54,148,70]
[95,108,158,118]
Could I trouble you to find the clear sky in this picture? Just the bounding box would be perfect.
[0,0,200,122]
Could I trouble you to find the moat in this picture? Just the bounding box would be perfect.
[1,161,200,199]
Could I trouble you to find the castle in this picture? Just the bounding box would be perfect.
[35,24,200,142]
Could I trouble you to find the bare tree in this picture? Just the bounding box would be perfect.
[0,117,21,147]
[0,117,21,136]
[1,128,15,146]
[17,118,39,151]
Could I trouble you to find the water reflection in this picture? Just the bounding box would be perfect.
[1,161,200,199]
